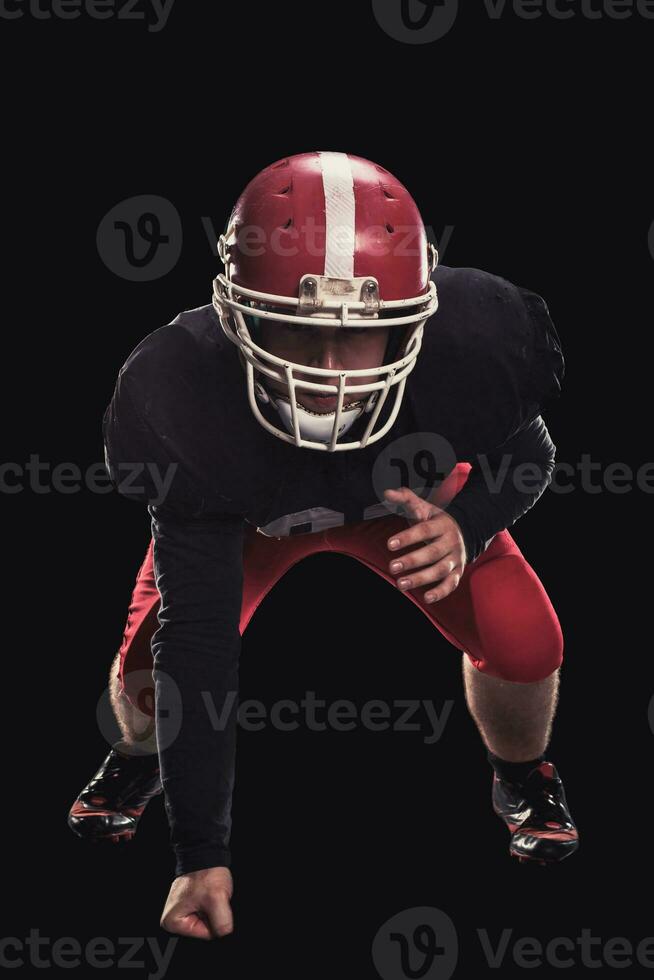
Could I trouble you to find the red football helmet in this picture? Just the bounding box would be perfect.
[212,151,438,451]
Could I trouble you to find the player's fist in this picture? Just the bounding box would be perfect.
[383,486,467,603]
[160,866,234,940]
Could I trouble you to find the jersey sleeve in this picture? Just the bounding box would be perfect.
[411,267,565,460]
[103,326,247,877]
[515,284,565,426]
[102,369,186,511]
[412,267,565,561]
[148,500,245,877]
[441,280,564,562]
[102,324,236,521]
[444,413,557,564]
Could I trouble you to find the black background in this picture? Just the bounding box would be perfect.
[3,1,651,977]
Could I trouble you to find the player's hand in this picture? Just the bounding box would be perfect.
[383,486,467,603]
[160,867,234,940]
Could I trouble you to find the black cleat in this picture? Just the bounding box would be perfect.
[492,761,579,865]
[68,741,162,844]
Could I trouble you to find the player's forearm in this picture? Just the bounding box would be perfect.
[149,506,245,878]
[444,414,557,564]
[152,621,239,877]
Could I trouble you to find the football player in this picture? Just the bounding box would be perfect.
[68,152,578,941]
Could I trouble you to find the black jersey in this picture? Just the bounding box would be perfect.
[102,264,563,529]
[102,264,565,877]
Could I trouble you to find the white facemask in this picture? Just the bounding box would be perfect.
[256,383,370,445]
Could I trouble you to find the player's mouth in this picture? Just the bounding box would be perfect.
[261,379,365,416]
[298,393,362,414]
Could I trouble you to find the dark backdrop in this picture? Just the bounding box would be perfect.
[3,2,650,977]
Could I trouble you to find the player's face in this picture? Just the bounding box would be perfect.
[257,321,391,414]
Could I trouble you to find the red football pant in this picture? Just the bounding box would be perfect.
[117,463,563,716]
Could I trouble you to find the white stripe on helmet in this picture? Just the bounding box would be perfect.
[318,151,356,279]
